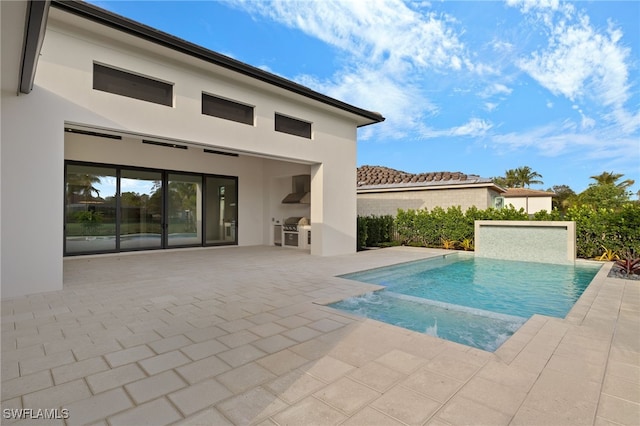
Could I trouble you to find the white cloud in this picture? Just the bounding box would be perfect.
[513,3,636,133]
[571,106,596,130]
[226,0,638,168]
[232,0,467,73]
[580,114,596,130]
[450,118,494,137]
[479,83,513,99]
[303,65,438,141]
[414,118,494,140]
[506,0,573,26]
[485,102,498,112]
[230,0,472,140]
[506,0,561,14]
[490,120,639,171]
[492,39,514,52]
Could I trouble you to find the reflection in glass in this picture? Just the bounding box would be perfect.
[65,164,117,253]
[65,162,238,254]
[205,177,237,244]
[120,169,163,249]
[167,174,202,246]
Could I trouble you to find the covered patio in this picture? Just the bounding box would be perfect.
[1,247,639,425]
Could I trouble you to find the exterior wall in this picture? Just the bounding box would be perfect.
[475,220,576,264]
[357,187,497,216]
[1,7,361,298]
[311,158,358,256]
[505,196,553,214]
[2,89,66,298]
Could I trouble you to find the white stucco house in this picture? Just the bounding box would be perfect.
[1,1,384,298]
[502,188,555,215]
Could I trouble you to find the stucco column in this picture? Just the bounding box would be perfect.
[310,162,357,256]
[1,92,64,298]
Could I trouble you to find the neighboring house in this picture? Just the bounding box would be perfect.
[503,188,555,215]
[357,166,505,216]
[1,1,383,298]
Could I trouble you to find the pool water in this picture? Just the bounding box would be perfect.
[329,254,601,352]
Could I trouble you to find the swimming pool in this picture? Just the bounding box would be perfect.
[329,253,601,351]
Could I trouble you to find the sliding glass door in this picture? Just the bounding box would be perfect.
[120,169,163,250]
[64,161,237,255]
[65,164,117,254]
[205,176,237,244]
[167,173,202,247]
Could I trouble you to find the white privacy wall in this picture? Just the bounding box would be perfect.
[1,6,364,298]
[475,221,576,264]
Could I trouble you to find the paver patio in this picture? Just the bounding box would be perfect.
[1,246,639,425]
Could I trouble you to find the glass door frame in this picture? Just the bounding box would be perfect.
[119,167,164,251]
[166,172,203,248]
[64,160,238,256]
[64,162,119,255]
[204,175,239,246]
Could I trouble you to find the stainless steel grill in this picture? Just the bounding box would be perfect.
[282,216,308,232]
[282,217,311,248]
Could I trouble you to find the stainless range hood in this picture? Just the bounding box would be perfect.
[281,191,310,204]
[282,175,311,204]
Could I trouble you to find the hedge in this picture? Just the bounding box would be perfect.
[357,215,395,249]
[358,203,640,259]
[534,204,640,258]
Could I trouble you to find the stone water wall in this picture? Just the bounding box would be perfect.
[475,221,576,264]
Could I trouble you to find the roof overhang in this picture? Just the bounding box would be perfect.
[502,188,556,198]
[19,0,50,94]
[503,193,556,198]
[358,181,506,194]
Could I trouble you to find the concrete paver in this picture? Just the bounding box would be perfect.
[124,370,187,404]
[107,398,183,426]
[370,385,441,425]
[1,246,638,425]
[85,363,146,395]
[318,376,381,414]
[272,396,347,426]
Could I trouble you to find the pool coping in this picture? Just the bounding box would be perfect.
[495,259,611,362]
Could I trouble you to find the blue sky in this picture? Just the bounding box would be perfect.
[89,0,639,195]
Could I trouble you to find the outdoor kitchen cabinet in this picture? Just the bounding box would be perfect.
[274,224,282,246]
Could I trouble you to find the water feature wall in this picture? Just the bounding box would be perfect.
[475,221,576,264]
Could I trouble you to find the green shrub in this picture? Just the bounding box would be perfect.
[612,203,640,254]
[75,210,103,235]
[357,215,395,249]
[391,202,640,258]
[357,217,368,250]
[395,205,527,249]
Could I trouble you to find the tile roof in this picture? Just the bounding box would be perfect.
[357,165,495,189]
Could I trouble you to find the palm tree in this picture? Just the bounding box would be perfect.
[514,166,543,188]
[505,169,519,187]
[67,172,101,201]
[589,172,635,189]
[494,166,543,188]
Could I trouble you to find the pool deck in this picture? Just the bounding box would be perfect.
[1,246,639,425]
